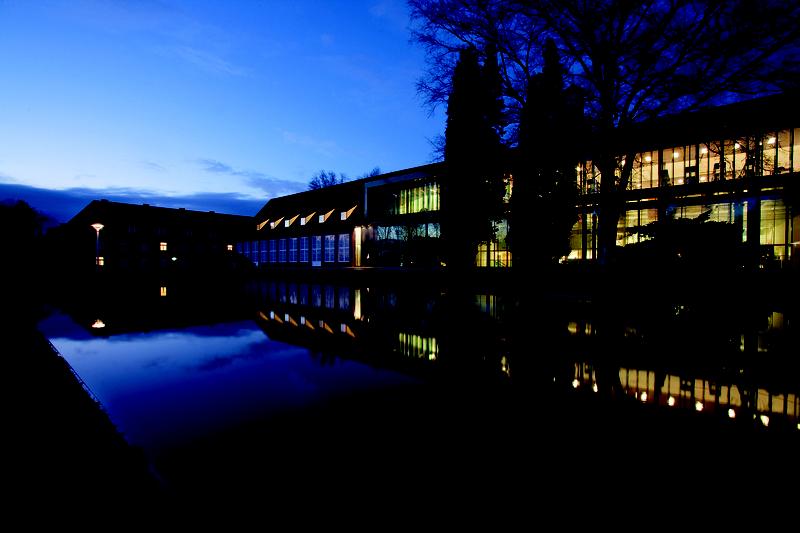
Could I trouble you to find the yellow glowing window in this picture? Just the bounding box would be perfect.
[160,242,168,251]
[97,256,105,266]
[226,244,233,251]
[160,286,167,297]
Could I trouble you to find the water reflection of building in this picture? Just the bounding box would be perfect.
[239,91,799,269]
[251,280,445,373]
[572,361,799,431]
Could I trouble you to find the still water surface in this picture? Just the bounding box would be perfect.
[40,314,418,455]
[38,278,800,502]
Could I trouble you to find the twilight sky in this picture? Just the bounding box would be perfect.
[0,0,444,222]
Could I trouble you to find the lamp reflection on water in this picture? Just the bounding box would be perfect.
[91,319,106,329]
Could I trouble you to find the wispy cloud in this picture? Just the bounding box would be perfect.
[196,159,304,197]
[279,129,338,157]
[198,158,234,174]
[141,160,167,172]
[169,45,249,77]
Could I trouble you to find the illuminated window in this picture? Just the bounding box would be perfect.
[279,239,287,263]
[324,235,335,262]
[269,240,277,263]
[97,256,105,266]
[396,181,440,214]
[289,238,298,262]
[300,237,309,262]
[160,242,168,251]
[226,244,233,251]
[311,236,322,263]
[338,233,350,263]
[160,286,167,297]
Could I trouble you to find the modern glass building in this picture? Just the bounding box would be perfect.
[571,92,800,268]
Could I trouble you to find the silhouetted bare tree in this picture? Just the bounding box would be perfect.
[308,170,347,190]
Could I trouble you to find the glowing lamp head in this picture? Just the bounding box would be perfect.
[91,223,104,232]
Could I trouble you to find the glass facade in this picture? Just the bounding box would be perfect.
[475,220,512,267]
[396,181,440,214]
[570,126,799,264]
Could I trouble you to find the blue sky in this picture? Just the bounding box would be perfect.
[0,0,444,221]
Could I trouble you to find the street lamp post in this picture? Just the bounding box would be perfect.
[91,223,104,269]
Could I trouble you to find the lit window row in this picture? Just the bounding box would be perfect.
[237,234,351,265]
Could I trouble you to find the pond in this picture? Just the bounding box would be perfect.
[39,276,800,507]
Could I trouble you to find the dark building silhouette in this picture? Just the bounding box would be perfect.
[55,199,251,276]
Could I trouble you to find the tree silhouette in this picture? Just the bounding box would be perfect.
[511,39,581,269]
[442,46,506,271]
[410,0,800,262]
[308,170,347,190]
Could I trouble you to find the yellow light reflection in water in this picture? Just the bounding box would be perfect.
[668,396,675,406]
[572,379,579,389]
[500,356,510,377]
[640,391,648,402]
[592,383,598,393]
[91,319,105,329]
[354,289,362,320]
[695,401,704,412]
[160,286,167,297]
[760,415,770,427]
[728,409,736,419]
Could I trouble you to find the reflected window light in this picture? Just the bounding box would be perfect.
[728,408,736,419]
[760,415,770,427]
[340,323,347,333]
[91,319,105,329]
[160,286,167,297]
[695,401,704,412]
[668,396,676,407]
[640,391,648,402]
[160,242,168,251]
[592,383,598,393]
[572,379,579,389]
[171,256,177,262]
[284,313,290,322]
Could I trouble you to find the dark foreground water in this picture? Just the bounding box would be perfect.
[38,276,800,516]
